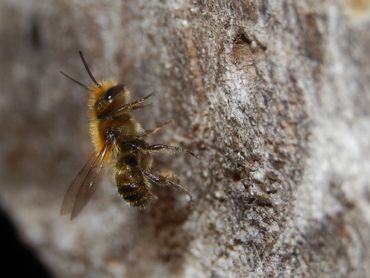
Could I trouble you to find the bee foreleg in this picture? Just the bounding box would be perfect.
[114,93,154,115]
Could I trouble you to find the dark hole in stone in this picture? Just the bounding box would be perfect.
[224,168,242,181]
[30,17,42,50]
[234,33,253,45]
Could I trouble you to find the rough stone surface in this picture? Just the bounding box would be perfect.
[1,0,370,277]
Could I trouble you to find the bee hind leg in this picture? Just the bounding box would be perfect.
[145,144,197,158]
[143,170,192,202]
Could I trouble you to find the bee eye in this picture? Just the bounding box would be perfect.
[104,84,124,101]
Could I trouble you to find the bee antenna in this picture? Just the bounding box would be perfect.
[60,71,89,90]
[79,50,101,88]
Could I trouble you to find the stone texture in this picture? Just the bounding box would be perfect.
[0,0,370,277]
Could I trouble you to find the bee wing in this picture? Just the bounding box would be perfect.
[60,144,110,220]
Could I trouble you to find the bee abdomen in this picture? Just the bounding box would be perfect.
[117,183,153,207]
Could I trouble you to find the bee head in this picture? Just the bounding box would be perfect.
[95,84,126,119]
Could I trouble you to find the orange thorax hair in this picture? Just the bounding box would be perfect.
[88,80,144,154]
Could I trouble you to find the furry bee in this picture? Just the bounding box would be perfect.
[60,51,193,219]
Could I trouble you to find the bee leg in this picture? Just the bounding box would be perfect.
[119,140,146,152]
[120,93,154,112]
[143,121,172,137]
[130,103,152,111]
[110,93,154,119]
[145,144,197,158]
[143,170,192,201]
[130,92,153,107]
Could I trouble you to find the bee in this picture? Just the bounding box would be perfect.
[60,51,194,219]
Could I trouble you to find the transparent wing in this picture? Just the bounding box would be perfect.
[60,144,110,220]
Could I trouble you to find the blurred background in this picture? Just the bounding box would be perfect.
[0,1,196,277]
